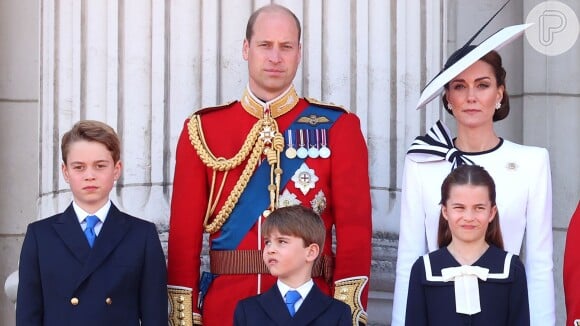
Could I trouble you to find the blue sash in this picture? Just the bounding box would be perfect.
[212,105,343,250]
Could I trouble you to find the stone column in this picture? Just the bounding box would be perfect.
[1,1,40,323]
[37,0,171,223]
[522,1,580,325]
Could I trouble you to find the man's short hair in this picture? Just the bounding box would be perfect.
[245,4,302,42]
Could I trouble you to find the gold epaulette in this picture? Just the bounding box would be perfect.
[334,276,369,326]
[191,101,236,117]
[305,97,350,113]
[169,287,202,326]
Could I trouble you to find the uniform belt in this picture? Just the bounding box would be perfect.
[209,250,334,283]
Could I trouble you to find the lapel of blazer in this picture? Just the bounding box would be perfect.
[52,204,92,263]
[257,285,293,325]
[73,204,131,289]
[289,284,332,326]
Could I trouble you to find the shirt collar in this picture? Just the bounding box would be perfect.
[241,84,299,119]
[73,200,111,224]
[277,278,314,300]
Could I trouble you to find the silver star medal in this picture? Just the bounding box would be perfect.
[291,163,319,195]
[278,189,301,208]
[259,125,275,144]
[310,190,327,215]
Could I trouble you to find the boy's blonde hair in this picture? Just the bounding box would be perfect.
[262,205,325,250]
[61,120,121,164]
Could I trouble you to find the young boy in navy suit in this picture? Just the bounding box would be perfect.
[233,205,351,325]
[16,120,167,325]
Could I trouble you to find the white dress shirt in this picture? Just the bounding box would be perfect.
[73,200,111,236]
[277,278,314,313]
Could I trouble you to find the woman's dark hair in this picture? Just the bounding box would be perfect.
[442,48,510,122]
[437,164,504,249]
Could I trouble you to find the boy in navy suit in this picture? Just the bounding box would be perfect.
[233,205,351,325]
[16,120,167,326]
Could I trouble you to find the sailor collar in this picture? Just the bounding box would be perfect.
[241,85,299,119]
[422,250,513,283]
[422,246,514,315]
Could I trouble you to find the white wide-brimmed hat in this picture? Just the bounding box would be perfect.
[416,1,531,109]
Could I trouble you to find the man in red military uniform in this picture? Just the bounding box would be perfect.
[564,200,580,326]
[167,4,372,326]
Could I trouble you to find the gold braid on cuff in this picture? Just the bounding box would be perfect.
[334,276,369,326]
[168,287,201,326]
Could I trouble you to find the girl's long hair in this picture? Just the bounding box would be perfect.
[437,165,504,249]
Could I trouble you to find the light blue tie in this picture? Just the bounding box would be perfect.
[285,290,301,316]
[84,215,99,248]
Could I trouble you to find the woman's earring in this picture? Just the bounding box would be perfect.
[495,102,501,110]
[448,104,454,111]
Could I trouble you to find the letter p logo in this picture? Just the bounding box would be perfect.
[526,1,579,56]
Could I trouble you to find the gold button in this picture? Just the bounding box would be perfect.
[105,297,112,305]
[177,295,184,303]
[179,303,185,311]
[70,297,79,305]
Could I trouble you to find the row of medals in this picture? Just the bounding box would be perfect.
[284,128,331,159]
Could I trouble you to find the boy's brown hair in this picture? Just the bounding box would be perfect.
[262,205,325,250]
[61,120,121,164]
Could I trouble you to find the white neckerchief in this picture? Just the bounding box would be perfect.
[441,265,489,315]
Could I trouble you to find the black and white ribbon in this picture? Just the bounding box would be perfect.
[407,120,474,169]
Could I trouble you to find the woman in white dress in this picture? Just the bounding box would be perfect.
[391,26,554,326]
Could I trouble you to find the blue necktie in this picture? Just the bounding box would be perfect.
[285,290,301,316]
[84,215,99,248]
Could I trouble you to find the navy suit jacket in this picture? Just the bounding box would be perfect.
[16,203,167,326]
[233,283,351,326]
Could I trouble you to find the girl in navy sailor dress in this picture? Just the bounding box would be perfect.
[405,165,530,326]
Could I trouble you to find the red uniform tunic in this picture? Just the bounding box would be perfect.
[167,88,372,326]
[564,200,580,326]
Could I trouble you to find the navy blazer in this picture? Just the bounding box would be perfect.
[16,203,167,326]
[234,283,351,326]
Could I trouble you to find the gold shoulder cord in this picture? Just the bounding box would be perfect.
[188,113,284,233]
[334,276,369,326]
